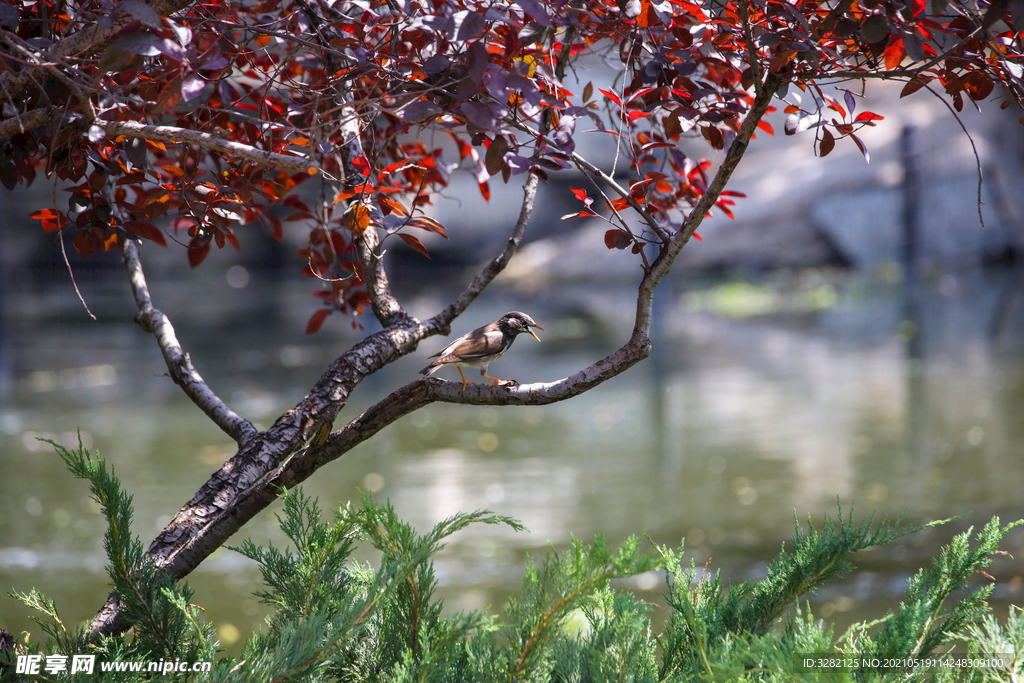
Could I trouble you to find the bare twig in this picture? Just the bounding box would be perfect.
[922,82,986,227]
[58,229,97,321]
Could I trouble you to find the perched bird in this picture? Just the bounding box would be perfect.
[420,311,543,390]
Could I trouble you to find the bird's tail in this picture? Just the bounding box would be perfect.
[419,362,441,376]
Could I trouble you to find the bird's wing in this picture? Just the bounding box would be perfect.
[432,324,505,363]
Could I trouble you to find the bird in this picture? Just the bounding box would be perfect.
[419,311,543,390]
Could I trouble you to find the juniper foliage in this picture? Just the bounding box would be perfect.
[2,439,1021,682]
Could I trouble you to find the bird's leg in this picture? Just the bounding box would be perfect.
[457,366,469,391]
[481,372,506,387]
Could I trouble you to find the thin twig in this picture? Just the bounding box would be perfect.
[568,147,671,243]
[921,82,985,227]
[58,228,97,321]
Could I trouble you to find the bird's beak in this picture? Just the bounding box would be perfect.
[529,325,543,342]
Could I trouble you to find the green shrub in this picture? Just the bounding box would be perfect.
[2,437,1021,682]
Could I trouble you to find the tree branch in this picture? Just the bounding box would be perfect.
[121,240,259,445]
[0,106,61,140]
[93,120,318,174]
[739,0,764,99]
[338,102,407,329]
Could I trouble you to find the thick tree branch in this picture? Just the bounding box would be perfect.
[0,106,61,140]
[121,240,258,445]
[93,120,318,174]
[337,102,407,329]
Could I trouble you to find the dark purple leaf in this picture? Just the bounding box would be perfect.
[460,101,499,130]
[112,32,161,56]
[0,3,19,30]
[485,135,509,176]
[402,101,443,122]
[553,114,576,153]
[504,155,533,175]
[88,125,105,143]
[423,54,450,75]
[517,22,550,47]
[903,31,924,62]
[457,10,486,42]
[200,51,230,71]
[513,0,553,27]
[844,90,856,115]
[420,14,454,31]
[850,133,870,163]
[115,0,162,28]
[465,41,489,85]
[155,37,184,61]
[485,71,509,100]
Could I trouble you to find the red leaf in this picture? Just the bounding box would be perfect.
[884,36,905,70]
[570,186,588,201]
[478,181,491,201]
[377,157,415,181]
[824,97,846,119]
[398,232,430,258]
[306,308,331,335]
[628,110,652,122]
[31,209,69,233]
[267,213,283,241]
[604,229,632,249]
[351,156,371,176]
[756,120,775,136]
[820,128,836,157]
[560,210,595,220]
[73,230,102,258]
[626,86,657,103]
[854,111,885,123]
[187,241,211,268]
[692,231,703,241]
[598,88,622,106]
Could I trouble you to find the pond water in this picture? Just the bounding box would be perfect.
[2,259,1023,651]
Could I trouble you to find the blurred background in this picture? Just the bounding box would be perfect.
[2,81,1024,650]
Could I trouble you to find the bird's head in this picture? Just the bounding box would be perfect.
[500,311,544,341]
